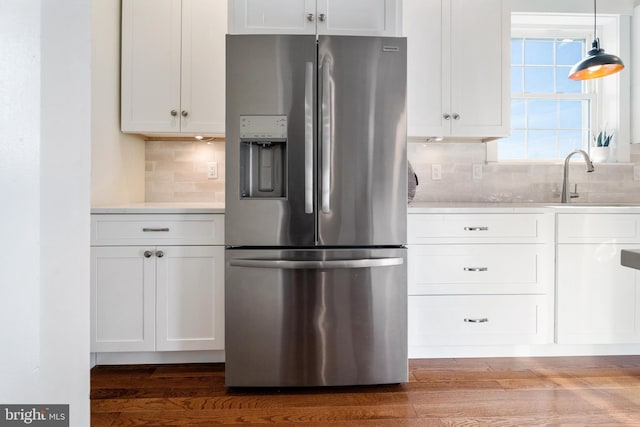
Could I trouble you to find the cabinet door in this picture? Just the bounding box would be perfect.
[557,244,640,344]
[404,0,509,139]
[228,0,316,34]
[156,246,225,351]
[121,0,182,133]
[404,0,445,137]
[448,0,509,137]
[317,0,400,36]
[91,247,156,352]
[180,0,226,134]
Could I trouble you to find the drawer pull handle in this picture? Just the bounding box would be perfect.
[464,267,488,272]
[464,318,489,323]
[142,228,170,232]
[464,227,489,231]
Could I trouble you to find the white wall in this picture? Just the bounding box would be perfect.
[512,0,633,15]
[0,1,91,425]
[91,0,145,205]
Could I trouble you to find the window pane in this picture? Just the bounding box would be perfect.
[511,38,523,65]
[528,100,557,129]
[525,39,554,65]
[511,66,523,93]
[528,130,558,159]
[511,99,526,128]
[556,39,584,65]
[499,130,526,159]
[556,68,582,93]
[524,67,554,93]
[559,130,584,154]
[559,100,584,129]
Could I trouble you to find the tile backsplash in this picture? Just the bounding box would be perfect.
[145,140,225,203]
[409,143,640,204]
[145,139,640,204]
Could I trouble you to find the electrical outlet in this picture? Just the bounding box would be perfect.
[472,163,483,180]
[431,164,442,180]
[207,161,218,179]
[634,166,640,181]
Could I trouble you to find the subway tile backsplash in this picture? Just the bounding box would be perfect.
[145,140,225,203]
[145,140,640,204]
[409,143,640,204]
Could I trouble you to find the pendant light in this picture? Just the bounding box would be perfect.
[568,0,624,80]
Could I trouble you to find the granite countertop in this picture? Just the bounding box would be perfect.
[621,250,640,271]
[91,202,225,214]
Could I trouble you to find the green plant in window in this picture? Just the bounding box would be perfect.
[593,130,613,147]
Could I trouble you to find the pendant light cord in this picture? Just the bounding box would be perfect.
[593,0,597,40]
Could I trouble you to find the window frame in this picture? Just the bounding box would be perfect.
[507,30,597,161]
[488,12,629,164]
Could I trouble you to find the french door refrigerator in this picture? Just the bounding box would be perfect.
[225,34,407,387]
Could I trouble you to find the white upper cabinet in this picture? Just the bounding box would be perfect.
[121,0,226,136]
[228,0,402,36]
[404,0,510,139]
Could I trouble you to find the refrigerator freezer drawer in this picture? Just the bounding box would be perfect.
[225,247,408,387]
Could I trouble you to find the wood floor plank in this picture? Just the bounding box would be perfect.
[91,356,640,425]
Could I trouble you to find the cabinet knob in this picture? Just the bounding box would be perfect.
[143,250,153,258]
[319,13,326,22]
[181,110,188,117]
[170,110,178,117]
[443,113,451,120]
[156,250,164,258]
[452,113,460,120]
[306,13,314,22]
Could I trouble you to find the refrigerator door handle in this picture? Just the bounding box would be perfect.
[321,59,331,213]
[304,61,314,214]
[229,257,404,270]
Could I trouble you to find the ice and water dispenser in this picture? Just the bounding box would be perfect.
[239,115,287,199]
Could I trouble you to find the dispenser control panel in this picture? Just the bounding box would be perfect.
[240,115,287,140]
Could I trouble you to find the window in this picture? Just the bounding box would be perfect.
[499,36,595,160]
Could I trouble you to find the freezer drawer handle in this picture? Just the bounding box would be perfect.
[463,267,488,272]
[229,257,404,270]
[464,226,489,231]
[142,227,170,232]
[464,318,489,323]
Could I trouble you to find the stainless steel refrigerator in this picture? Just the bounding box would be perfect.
[225,34,407,387]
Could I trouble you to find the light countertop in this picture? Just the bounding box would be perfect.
[91,202,225,214]
[91,201,640,215]
[408,202,640,213]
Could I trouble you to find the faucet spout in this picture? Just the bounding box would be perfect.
[561,149,595,203]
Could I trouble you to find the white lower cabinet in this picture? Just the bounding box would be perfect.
[90,214,225,353]
[409,295,550,346]
[557,213,640,344]
[408,211,555,354]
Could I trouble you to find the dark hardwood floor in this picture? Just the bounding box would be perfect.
[91,356,640,426]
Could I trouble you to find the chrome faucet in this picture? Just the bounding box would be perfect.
[561,149,595,203]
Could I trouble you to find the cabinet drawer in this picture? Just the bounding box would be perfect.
[408,213,552,244]
[408,295,552,346]
[408,244,552,295]
[91,214,224,246]
[557,213,640,244]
